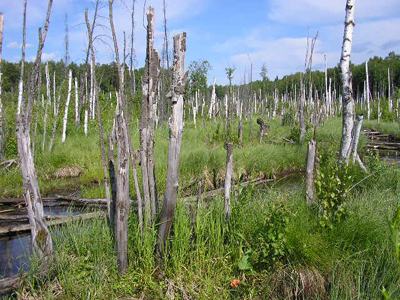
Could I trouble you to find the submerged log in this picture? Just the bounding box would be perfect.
[0,212,105,235]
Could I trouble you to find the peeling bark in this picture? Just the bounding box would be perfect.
[157,32,187,258]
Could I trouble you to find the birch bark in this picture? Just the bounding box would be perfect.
[338,0,356,166]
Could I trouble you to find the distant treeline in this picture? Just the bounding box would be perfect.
[1,51,399,100]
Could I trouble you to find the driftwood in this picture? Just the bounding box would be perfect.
[0,212,105,235]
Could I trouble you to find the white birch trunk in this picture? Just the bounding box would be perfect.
[365,61,370,120]
[208,78,216,119]
[84,109,88,135]
[338,0,356,166]
[75,77,79,124]
[62,69,73,143]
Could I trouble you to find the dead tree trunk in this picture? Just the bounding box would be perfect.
[338,0,356,166]
[351,114,363,164]
[157,32,187,258]
[109,0,131,275]
[224,141,233,221]
[61,69,72,143]
[305,139,316,205]
[365,61,370,120]
[140,7,160,224]
[256,118,269,144]
[85,8,111,219]
[17,0,54,258]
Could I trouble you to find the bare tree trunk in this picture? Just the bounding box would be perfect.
[388,68,392,112]
[338,0,356,167]
[0,13,4,160]
[48,92,61,151]
[140,7,160,224]
[109,0,131,275]
[61,69,72,143]
[365,61,370,120]
[157,32,187,258]
[257,118,269,144]
[299,75,306,143]
[74,77,79,125]
[208,78,216,119]
[351,114,363,164]
[42,63,51,151]
[17,0,54,259]
[305,139,316,205]
[224,141,233,221]
[84,8,111,218]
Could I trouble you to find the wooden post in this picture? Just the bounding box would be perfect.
[224,142,233,221]
[305,139,316,205]
[157,32,187,258]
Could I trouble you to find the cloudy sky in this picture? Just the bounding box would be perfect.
[1,0,400,85]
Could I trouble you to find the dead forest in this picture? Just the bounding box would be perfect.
[1,0,400,298]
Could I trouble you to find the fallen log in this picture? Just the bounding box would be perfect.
[0,275,20,296]
[0,214,68,222]
[0,212,105,235]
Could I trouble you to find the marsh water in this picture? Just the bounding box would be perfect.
[0,205,82,278]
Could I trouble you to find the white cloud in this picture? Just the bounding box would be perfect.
[6,41,33,49]
[42,52,57,61]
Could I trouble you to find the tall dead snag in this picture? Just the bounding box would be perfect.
[140,7,160,224]
[61,69,72,143]
[256,118,269,144]
[85,8,111,218]
[17,0,54,258]
[338,0,356,166]
[224,142,233,221]
[109,0,131,275]
[157,32,187,258]
[0,13,4,160]
[305,139,316,205]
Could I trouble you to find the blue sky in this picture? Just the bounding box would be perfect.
[1,0,400,85]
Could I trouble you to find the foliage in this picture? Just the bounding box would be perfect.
[315,157,354,229]
[188,60,212,95]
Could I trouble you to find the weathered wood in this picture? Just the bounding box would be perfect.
[16,0,54,259]
[0,275,20,296]
[224,142,233,221]
[140,7,160,224]
[256,118,270,144]
[109,0,131,275]
[0,212,105,235]
[157,32,187,258]
[351,115,363,164]
[305,139,317,205]
[61,69,72,143]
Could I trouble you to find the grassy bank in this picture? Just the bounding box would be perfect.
[9,158,400,299]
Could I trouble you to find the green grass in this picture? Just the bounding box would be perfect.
[0,115,310,198]
[12,163,400,299]
[364,119,400,139]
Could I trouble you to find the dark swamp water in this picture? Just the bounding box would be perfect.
[0,205,82,278]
